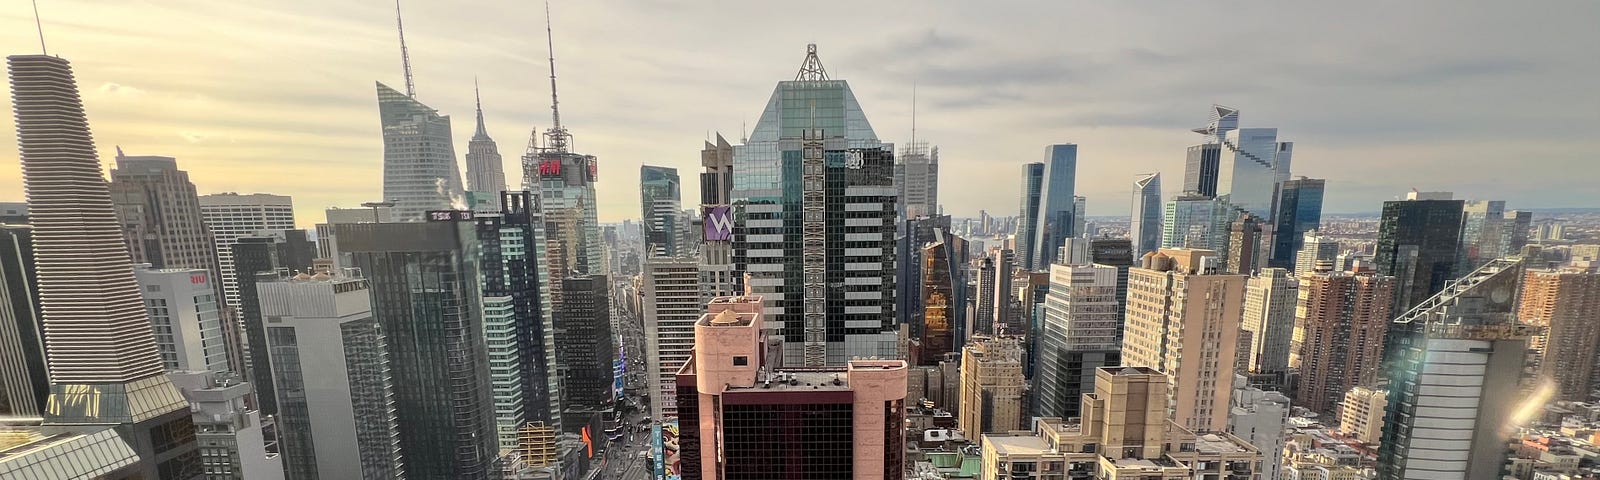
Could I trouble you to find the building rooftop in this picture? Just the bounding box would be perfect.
[729,370,853,393]
[0,424,141,479]
[984,434,1051,456]
[1195,433,1250,454]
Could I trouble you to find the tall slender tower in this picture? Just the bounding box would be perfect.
[10,53,197,477]
[1032,144,1078,268]
[526,4,603,277]
[1267,176,1325,269]
[379,3,465,222]
[1016,162,1045,269]
[464,81,507,194]
[1293,265,1394,414]
[1375,192,1464,312]
[1122,248,1246,433]
[640,165,683,258]
[1131,172,1162,258]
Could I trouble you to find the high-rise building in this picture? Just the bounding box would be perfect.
[958,335,1025,436]
[1503,210,1534,254]
[1293,264,1395,414]
[10,53,198,477]
[1032,144,1078,268]
[675,295,909,480]
[1087,239,1134,318]
[698,134,738,304]
[464,83,507,195]
[1294,229,1339,275]
[375,57,466,223]
[1036,262,1120,419]
[730,45,898,366]
[919,231,969,365]
[1162,194,1231,253]
[133,266,229,374]
[1130,172,1163,258]
[1123,248,1245,433]
[1375,193,1465,312]
[897,215,948,340]
[1072,195,1087,239]
[640,165,684,258]
[1458,199,1507,272]
[1016,162,1045,269]
[198,192,296,309]
[1225,214,1263,275]
[316,205,394,263]
[980,367,1262,480]
[335,221,498,479]
[1240,267,1297,374]
[0,224,46,416]
[1219,127,1292,220]
[1339,385,1388,445]
[229,229,315,417]
[1268,177,1325,270]
[476,192,561,449]
[1227,374,1290,480]
[556,275,614,438]
[642,256,700,420]
[974,255,997,336]
[257,269,403,480]
[109,152,222,279]
[1518,267,1600,401]
[167,370,283,480]
[897,144,939,219]
[1184,144,1222,197]
[990,248,1015,337]
[525,8,603,279]
[1378,257,1534,480]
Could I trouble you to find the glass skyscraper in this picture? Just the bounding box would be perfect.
[1032,144,1078,269]
[377,82,465,222]
[640,165,683,258]
[1131,172,1163,258]
[1375,194,1465,313]
[1268,177,1325,270]
[1016,162,1045,270]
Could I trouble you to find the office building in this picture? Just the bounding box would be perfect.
[1378,257,1534,480]
[1227,375,1290,480]
[974,255,996,336]
[1518,268,1600,401]
[10,53,197,477]
[0,224,46,416]
[109,152,223,280]
[1162,194,1231,253]
[1503,210,1534,255]
[1123,248,1246,433]
[1016,162,1045,269]
[1131,172,1163,258]
[897,215,949,341]
[1268,177,1324,270]
[1036,262,1120,419]
[1295,230,1339,275]
[316,205,394,263]
[257,270,403,480]
[698,134,739,304]
[1032,144,1078,268]
[1339,385,1388,445]
[556,275,614,438]
[1184,144,1222,198]
[133,266,229,374]
[1459,199,1507,272]
[1219,128,1292,220]
[1225,214,1263,274]
[898,143,939,219]
[1375,192,1464,312]
[642,257,700,420]
[476,192,561,448]
[336,221,498,479]
[168,370,283,480]
[1241,267,1297,374]
[464,84,507,194]
[1294,265,1394,414]
[958,335,1025,437]
[920,232,969,365]
[377,77,465,222]
[729,45,898,366]
[525,29,603,278]
[640,165,684,258]
[675,295,909,480]
[229,230,314,417]
[990,249,1015,337]
[198,192,296,310]
[1088,238,1134,317]
[980,367,1261,480]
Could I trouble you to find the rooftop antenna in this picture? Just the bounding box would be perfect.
[31,0,47,55]
[544,1,562,132]
[910,80,918,154]
[795,44,829,81]
[395,0,416,97]
[740,119,747,144]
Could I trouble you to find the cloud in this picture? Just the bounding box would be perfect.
[96,82,145,96]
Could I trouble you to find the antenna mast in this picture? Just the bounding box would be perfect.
[32,0,47,55]
[395,0,416,97]
[545,2,562,131]
[911,81,917,154]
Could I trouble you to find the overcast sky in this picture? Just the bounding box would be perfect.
[3,1,1597,227]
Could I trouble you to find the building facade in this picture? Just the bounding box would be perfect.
[0,224,46,416]
[642,256,701,420]
[1032,144,1078,269]
[1016,162,1045,270]
[1294,265,1395,414]
[1131,172,1163,258]
[1375,194,1465,313]
[133,266,229,374]
[197,192,296,310]
[958,335,1025,437]
[476,192,561,449]
[377,81,465,222]
[1518,268,1600,401]
[1162,194,1231,254]
[1241,267,1297,374]
[1036,262,1120,419]
[1269,177,1325,270]
[640,165,684,258]
[1339,385,1388,445]
[556,275,615,439]
[1295,230,1340,275]
[1122,248,1246,433]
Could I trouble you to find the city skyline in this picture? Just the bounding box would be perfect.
[3,1,1598,227]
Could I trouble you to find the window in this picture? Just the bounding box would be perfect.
[733,356,748,366]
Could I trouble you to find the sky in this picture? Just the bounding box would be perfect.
[2,0,1598,228]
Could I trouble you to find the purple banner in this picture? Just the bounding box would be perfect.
[703,205,732,241]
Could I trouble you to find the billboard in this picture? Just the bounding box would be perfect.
[703,205,732,241]
[425,210,474,222]
[653,420,680,480]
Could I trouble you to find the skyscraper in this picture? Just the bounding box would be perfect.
[730,45,898,366]
[132,265,229,374]
[1219,127,1292,219]
[1458,199,1507,272]
[1375,193,1465,312]
[257,269,404,480]
[464,82,507,194]
[1240,267,1297,374]
[974,255,996,335]
[919,230,969,364]
[698,134,739,303]
[1293,264,1395,414]
[897,143,939,219]
[640,165,683,258]
[1032,144,1078,268]
[1225,214,1263,275]
[1378,257,1534,480]
[1036,261,1120,419]
[1268,176,1325,270]
[476,192,561,446]
[109,152,222,277]
[1016,162,1045,270]
[1294,229,1339,274]
[526,6,603,278]
[1122,248,1245,433]
[1183,144,1222,197]
[0,224,46,416]
[642,256,700,420]
[958,335,1025,436]
[335,220,498,479]
[197,192,296,309]
[1518,267,1600,401]
[556,275,614,438]
[1130,172,1163,258]
[377,5,464,222]
[675,295,909,480]
[1162,194,1231,252]
[230,230,314,417]
[10,53,198,477]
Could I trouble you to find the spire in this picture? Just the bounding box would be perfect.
[795,43,829,81]
[910,80,917,149]
[31,0,47,55]
[395,0,416,98]
[473,76,489,139]
[544,1,562,132]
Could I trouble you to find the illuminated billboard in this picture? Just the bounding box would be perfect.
[653,420,680,480]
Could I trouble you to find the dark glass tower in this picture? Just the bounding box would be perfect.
[1268,177,1325,270]
[0,224,47,416]
[475,192,560,430]
[640,165,683,258]
[1375,196,1465,313]
[1183,144,1221,197]
[1032,144,1078,269]
[556,275,614,440]
[231,229,316,416]
[335,221,499,480]
[1016,163,1045,270]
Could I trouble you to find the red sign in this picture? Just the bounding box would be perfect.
[190,274,207,285]
[539,159,562,177]
[587,160,598,181]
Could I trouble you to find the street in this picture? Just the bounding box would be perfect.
[600,278,652,480]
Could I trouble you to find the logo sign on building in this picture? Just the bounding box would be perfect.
[587,158,599,182]
[703,206,732,241]
[653,421,680,480]
[845,150,864,169]
[538,159,562,177]
[189,273,207,285]
[425,210,475,222]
